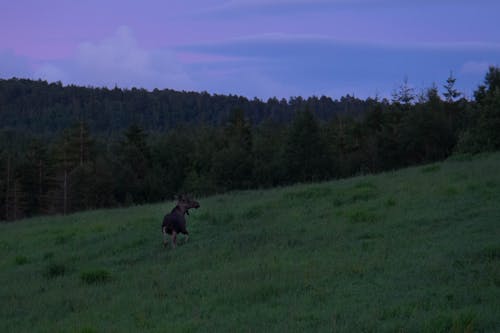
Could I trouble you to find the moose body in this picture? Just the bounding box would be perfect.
[162,196,199,248]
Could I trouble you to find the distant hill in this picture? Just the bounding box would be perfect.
[1,152,499,331]
[0,78,371,137]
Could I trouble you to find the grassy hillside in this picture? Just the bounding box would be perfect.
[1,153,499,332]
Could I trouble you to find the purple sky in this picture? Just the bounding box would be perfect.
[1,0,500,99]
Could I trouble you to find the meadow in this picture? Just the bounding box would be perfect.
[1,153,499,332]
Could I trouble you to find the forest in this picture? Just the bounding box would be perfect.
[1,67,499,221]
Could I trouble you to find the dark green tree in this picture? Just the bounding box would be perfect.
[0,131,30,220]
[17,139,52,216]
[457,67,500,153]
[114,124,151,204]
[400,103,454,164]
[212,109,254,189]
[443,71,461,103]
[326,115,366,177]
[149,128,194,200]
[180,126,219,195]
[284,110,330,182]
[47,121,94,214]
[392,77,415,107]
[252,119,287,187]
[474,66,500,105]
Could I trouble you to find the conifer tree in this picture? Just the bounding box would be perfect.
[48,121,94,214]
[18,139,52,216]
[284,110,328,182]
[443,71,461,103]
[114,124,151,204]
[213,109,253,189]
[392,77,415,107]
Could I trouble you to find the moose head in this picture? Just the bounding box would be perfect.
[175,194,200,214]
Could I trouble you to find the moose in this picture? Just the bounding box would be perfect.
[162,195,200,248]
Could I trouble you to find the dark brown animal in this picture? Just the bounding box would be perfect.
[162,195,200,248]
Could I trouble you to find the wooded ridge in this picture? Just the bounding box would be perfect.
[1,67,499,221]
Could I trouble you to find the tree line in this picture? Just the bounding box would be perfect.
[1,67,499,221]
[0,78,370,137]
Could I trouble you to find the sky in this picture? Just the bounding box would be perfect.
[1,0,500,100]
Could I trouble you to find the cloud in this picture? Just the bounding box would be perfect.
[77,26,150,74]
[202,0,367,17]
[210,0,385,12]
[217,0,494,8]
[215,0,336,9]
[27,27,290,98]
[207,0,495,14]
[184,32,500,53]
[186,61,299,99]
[178,32,500,98]
[34,64,68,83]
[33,26,191,90]
[2,27,498,100]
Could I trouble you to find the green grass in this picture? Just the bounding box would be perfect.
[1,153,499,332]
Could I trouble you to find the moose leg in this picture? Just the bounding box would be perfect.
[180,226,189,244]
[162,227,168,248]
[171,230,177,249]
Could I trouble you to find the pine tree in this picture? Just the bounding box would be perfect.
[114,124,151,204]
[213,109,253,189]
[18,139,51,216]
[392,77,415,107]
[284,110,329,182]
[252,119,286,186]
[2,154,28,220]
[48,121,94,214]
[469,67,500,151]
[443,71,461,103]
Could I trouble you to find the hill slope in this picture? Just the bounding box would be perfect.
[1,153,499,332]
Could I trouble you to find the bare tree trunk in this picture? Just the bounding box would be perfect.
[13,180,17,221]
[38,158,43,211]
[63,146,68,216]
[5,155,10,220]
[63,169,68,215]
[80,121,84,166]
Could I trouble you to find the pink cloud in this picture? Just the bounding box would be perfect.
[33,26,192,90]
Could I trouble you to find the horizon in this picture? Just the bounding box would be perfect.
[1,0,500,100]
[0,75,481,103]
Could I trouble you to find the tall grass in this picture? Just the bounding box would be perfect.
[1,153,499,332]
